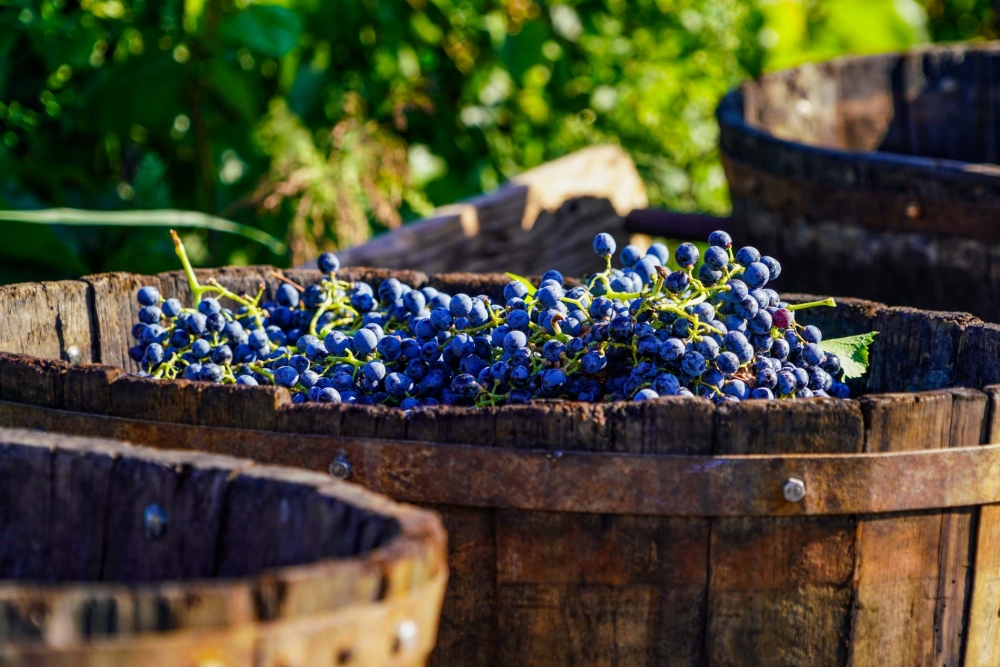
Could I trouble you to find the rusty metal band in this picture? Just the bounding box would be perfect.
[2,400,999,517]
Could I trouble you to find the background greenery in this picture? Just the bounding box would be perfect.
[0,0,994,282]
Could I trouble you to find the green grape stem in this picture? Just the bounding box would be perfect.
[788,297,837,311]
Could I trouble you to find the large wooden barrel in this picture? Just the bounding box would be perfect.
[0,427,447,666]
[3,267,1000,666]
[718,42,1000,322]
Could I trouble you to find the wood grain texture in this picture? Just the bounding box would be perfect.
[934,389,987,667]
[956,322,1000,389]
[0,427,447,667]
[847,390,987,667]
[83,272,160,372]
[0,352,66,408]
[964,385,1000,667]
[495,399,714,667]
[719,44,1000,323]
[866,308,978,394]
[852,392,951,667]
[707,399,865,667]
[0,280,95,364]
[407,408,499,667]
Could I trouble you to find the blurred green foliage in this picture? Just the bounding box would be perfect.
[758,0,927,70]
[0,0,994,282]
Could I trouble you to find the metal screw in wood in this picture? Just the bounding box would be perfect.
[783,477,806,503]
[330,455,352,480]
[64,346,83,366]
[940,76,958,95]
[143,504,168,539]
[396,619,418,652]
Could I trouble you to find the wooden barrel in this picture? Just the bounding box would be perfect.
[718,42,1000,323]
[0,426,447,667]
[3,267,1000,666]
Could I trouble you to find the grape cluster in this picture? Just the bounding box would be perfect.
[128,230,850,408]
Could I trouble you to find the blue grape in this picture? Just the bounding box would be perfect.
[709,230,732,248]
[620,244,642,267]
[318,252,340,274]
[802,343,826,367]
[609,316,634,342]
[674,243,700,268]
[665,271,689,293]
[681,351,707,377]
[162,298,183,318]
[646,242,670,264]
[353,329,379,356]
[503,331,527,353]
[593,233,616,257]
[274,367,299,388]
[129,226,848,408]
[735,246,761,267]
[760,256,781,280]
[634,388,658,401]
[743,262,770,289]
[137,286,161,307]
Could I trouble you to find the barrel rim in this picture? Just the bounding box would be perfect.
[716,43,1000,187]
[0,426,446,603]
[1,265,990,416]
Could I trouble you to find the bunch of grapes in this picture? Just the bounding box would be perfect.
[128,230,849,408]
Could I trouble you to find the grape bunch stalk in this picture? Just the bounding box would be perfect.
[127,229,865,408]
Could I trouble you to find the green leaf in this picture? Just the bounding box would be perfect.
[505,272,537,296]
[819,331,879,380]
[219,5,303,58]
[0,209,287,254]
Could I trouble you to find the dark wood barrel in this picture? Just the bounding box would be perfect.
[0,426,447,666]
[718,43,1000,322]
[3,267,1000,666]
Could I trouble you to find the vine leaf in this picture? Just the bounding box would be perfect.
[820,331,879,380]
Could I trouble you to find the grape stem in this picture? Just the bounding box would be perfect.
[788,297,836,311]
[270,271,306,292]
[171,229,205,307]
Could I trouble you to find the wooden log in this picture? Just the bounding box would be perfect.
[329,146,647,277]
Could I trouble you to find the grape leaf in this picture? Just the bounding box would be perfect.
[505,272,537,296]
[819,331,879,380]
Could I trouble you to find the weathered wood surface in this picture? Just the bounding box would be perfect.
[3,268,1000,667]
[325,145,647,277]
[719,43,1000,323]
[0,428,447,667]
[965,385,1000,666]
